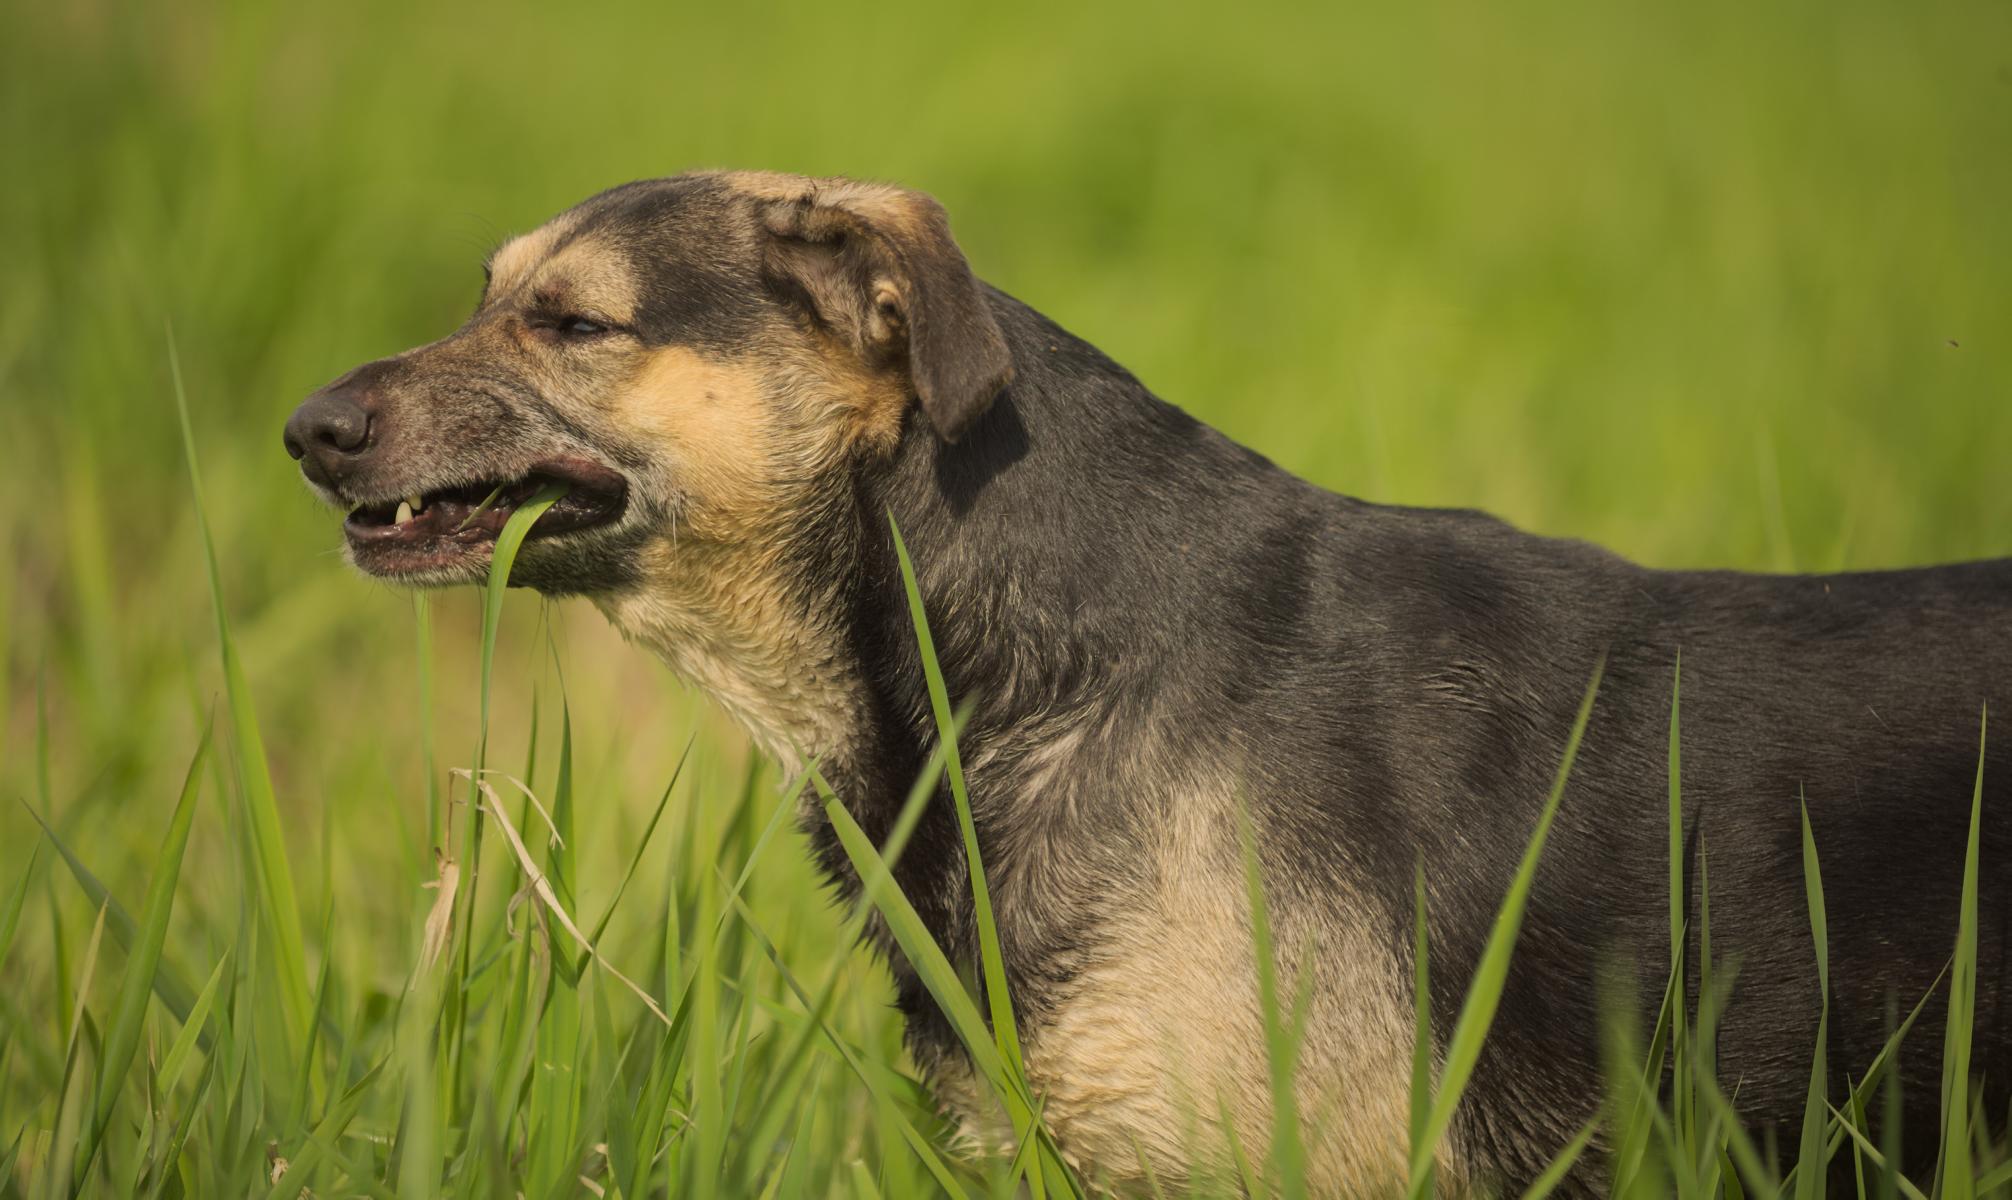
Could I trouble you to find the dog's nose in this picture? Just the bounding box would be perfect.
[285,368,383,488]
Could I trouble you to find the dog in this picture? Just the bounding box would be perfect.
[285,170,2012,1194]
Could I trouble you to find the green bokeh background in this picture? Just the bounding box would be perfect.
[1,0,2007,1186]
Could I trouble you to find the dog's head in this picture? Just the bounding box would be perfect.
[285,171,1012,593]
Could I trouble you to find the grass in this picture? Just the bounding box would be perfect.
[3,0,2010,1193]
[4,424,2000,1197]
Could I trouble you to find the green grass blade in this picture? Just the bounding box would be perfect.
[1939,706,1987,1200]
[168,329,313,1052]
[1798,796,1830,1200]
[78,723,212,1182]
[0,839,41,977]
[1521,1117,1602,1200]
[776,1081,823,1200]
[1410,860,1435,1195]
[455,482,509,532]
[158,950,231,1099]
[550,684,578,906]
[1812,962,1946,1171]
[849,1158,886,1200]
[1667,654,1684,965]
[448,481,567,1108]
[886,534,1031,1027]
[287,903,337,1131]
[1611,948,1683,1195]
[731,750,951,1187]
[1003,1093,1054,1188]
[45,901,108,1200]
[1698,1067,1781,1197]
[887,514,1054,1195]
[1667,655,1692,1149]
[1238,801,1306,1198]
[815,771,1010,1095]
[262,1058,387,1200]
[394,967,446,1198]
[730,890,972,1199]
[1408,659,1603,1199]
[578,733,695,967]
[0,1125,25,1191]
[1847,1073,1870,1200]
[480,483,566,747]
[415,593,442,851]
[816,767,1081,1195]
[1221,1097,1267,1199]
[141,1049,217,1200]
[1880,994,1903,1200]
[1972,1159,2012,1195]
[18,802,200,1026]
[1826,1102,1930,1200]
[688,862,723,1200]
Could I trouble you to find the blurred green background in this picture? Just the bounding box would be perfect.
[1,0,2007,1189]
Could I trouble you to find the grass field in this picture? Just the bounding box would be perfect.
[3,0,2010,1194]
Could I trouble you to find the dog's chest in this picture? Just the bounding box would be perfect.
[925,840,1436,1193]
[593,567,864,773]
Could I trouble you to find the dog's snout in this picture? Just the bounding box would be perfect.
[286,364,387,489]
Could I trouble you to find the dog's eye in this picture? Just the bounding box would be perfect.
[560,316,609,336]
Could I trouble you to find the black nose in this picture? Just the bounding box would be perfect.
[285,369,381,489]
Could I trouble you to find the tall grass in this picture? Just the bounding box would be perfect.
[3,383,2002,1194]
[4,0,2009,1192]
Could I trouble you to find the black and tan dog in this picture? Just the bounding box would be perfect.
[285,170,2011,1193]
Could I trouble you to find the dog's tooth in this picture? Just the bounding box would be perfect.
[407,492,423,513]
[395,500,413,526]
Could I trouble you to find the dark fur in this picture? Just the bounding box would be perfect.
[841,291,2012,1186]
[293,174,2012,1192]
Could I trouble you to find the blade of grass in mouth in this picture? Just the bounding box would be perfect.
[482,481,569,723]
[450,480,570,1117]
[456,482,511,532]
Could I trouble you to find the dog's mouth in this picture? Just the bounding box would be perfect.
[343,455,628,579]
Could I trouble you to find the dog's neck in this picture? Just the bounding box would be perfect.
[596,288,1276,823]
[585,290,1299,1077]
[592,533,873,782]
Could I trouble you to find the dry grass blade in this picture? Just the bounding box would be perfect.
[454,768,670,1027]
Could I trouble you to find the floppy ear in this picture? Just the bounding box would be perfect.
[758,184,1012,443]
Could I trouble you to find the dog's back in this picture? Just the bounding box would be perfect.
[1296,512,2012,1180]
[883,288,2012,1186]
[293,172,2011,1192]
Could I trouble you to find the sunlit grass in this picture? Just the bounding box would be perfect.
[2,379,2002,1194]
[4,0,2010,1192]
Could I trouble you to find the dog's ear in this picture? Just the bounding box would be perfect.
[758,184,1012,443]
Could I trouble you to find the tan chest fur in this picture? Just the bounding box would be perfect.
[593,541,864,776]
[928,779,1453,1195]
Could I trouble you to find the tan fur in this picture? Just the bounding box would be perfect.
[932,769,1454,1196]
[485,219,574,297]
[713,168,925,234]
[588,343,891,772]
[593,542,861,775]
[526,239,641,323]
[331,172,1439,1191]
[613,347,793,541]
[484,212,912,770]
[487,231,641,328]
